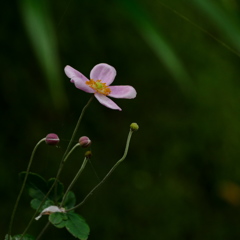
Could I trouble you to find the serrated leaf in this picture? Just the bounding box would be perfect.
[49,212,68,228]
[65,212,90,240]
[63,191,76,210]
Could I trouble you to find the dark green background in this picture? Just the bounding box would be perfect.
[2,0,240,239]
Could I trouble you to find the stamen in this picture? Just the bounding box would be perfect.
[86,79,111,95]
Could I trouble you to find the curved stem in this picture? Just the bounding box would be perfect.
[8,138,46,238]
[63,96,93,160]
[61,157,88,207]
[19,143,80,240]
[66,129,134,212]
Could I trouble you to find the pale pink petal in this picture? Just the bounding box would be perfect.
[72,78,95,93]
[35,206,66,220]
[64,65,88,82]
[90,63,116,85]
[94,93,122,111]
[108,86,137,99]
[64,65,94,93]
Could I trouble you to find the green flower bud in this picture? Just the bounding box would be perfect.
[85,151,92,159]
[130,122,139,132]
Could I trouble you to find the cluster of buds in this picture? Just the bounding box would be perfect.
[45,134,92,148]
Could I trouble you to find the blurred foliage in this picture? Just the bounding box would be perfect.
[20,0,68,109]
[1,0,240,239]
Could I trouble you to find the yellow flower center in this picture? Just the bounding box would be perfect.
[86,79,111,95]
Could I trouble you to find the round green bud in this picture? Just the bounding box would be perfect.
[130,122,139,132]
[85,150,92,159]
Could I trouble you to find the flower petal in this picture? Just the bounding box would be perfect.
[90,63,116,85]
[64,65,94,93]
[64,65,88,81]
[94,93,122,111]
[35,206,66,220]
[108,86,137,99]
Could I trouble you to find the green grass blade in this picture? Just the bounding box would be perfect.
[20,0,67,109]
[193,0,240,52]
[120,0,192,94]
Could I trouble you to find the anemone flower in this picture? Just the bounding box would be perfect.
[64,63,137,111]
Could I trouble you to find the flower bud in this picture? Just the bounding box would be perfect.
[45,133,60,146]
[85,150,92,159]
[130,122,139,132]
[79,136,91,148]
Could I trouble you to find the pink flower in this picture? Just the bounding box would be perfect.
[64,63,137,111]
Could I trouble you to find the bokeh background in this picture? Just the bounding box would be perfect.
[2,0,240,239]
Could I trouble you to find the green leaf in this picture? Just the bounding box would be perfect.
[19,172,47,200]
[20,172,65,211]
[47,178,64,201]
[65,212,90,240]
[5,235,12,240]
[49,212,90,239]
[30,198,41,210]
[5,234,35,240]
[30,198,55,212]
[49,212,68,229]
[63,191,76,210]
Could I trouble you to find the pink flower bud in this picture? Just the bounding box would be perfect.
[79,136,91,148]
[45,133,60,146]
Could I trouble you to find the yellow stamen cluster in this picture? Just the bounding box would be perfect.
[86,79,111,95]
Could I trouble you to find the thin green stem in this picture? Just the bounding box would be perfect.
[8,138,46,239]
[19,143,80,240]
[60,157,88,207]
[66,129,134,212]
[63,96,93,160]
[36,222,51,240]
